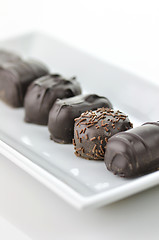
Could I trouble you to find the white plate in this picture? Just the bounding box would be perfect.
[0,32,159,210]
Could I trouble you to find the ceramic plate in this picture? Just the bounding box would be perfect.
[0,32,159,210]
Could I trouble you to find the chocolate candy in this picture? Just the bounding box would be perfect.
[104,122,159,178]
[0,50,21,63]
[73,108,133,160]
[48,94,113,144]
[24,74,82,125]
[0,60,49,107]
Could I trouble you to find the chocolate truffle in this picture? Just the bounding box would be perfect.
[24,74,82,125]
[0,60,49,107]
[73,108,133,160]
[48,94,113,144]
[0,50,21,63]
[104,122,159,178]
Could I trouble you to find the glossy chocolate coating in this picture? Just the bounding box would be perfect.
[104,122,159,178]
[0,50,21,63]
[0,60,49,107]
[48,94,113,144]
[73,108,133,160]
[24,74,82,125]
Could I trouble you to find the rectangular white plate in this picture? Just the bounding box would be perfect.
[0,32,159,210]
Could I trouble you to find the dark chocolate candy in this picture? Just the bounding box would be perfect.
[0,50,21,63]
[104,122,159,178]
[73,108,133,160]
[24,74,82,125]
[48,94,113,144]
[0,60,49,107]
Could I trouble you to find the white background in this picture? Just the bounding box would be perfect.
[0,1,159,239]
[0,0,159,86]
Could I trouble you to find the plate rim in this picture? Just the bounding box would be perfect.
[0,31,159,210]
[1,139,159,210]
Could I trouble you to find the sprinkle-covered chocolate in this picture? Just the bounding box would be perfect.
[24,74,82,125]
[0,60,49,107]
[48,94,113,143]
[104,121,159,178]
[73,107,133,160]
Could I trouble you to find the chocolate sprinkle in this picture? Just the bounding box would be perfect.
[90,137,96,141]
[73,107,133,160]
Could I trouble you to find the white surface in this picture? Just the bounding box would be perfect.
[0,0,159,87]
[0,1,159,239]
[0,33,159,210]
[1,153,159,240]
[0,214,31,240]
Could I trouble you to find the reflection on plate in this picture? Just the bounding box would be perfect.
[0,32,159,209]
